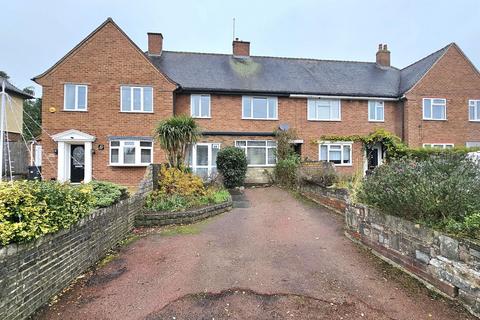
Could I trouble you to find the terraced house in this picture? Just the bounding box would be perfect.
[34,18,480,186]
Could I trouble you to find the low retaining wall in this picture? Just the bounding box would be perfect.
[298,183,349,214]
[135,200,233,227]
[346,205,480,317]
[0,166,155,320]
[299,183,480,317]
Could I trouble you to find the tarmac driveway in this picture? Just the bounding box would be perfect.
[35,187,473,320]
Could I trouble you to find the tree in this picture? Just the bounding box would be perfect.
[155,115,201,168]
[22,87,41,140]
[0,71,9,79]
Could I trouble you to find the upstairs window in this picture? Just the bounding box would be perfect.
[64,84,87,111]
[235,140,276,166]
[307,99,341,121]
[242,96,278,120]
[368,100,384,122]
[469,100,480,121]
[121,86,153,112]
[423,143,454,149]
[319,142,352,166]
[110,139,153,166]
[191,94,211,118]
[423,98,446,120]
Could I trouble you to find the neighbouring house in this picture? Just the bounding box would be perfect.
[0,77,34,177]
[33,18,480,186]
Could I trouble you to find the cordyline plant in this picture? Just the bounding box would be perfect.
[155,115,201,168]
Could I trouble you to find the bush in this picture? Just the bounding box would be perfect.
[158,165,206,197]
[0,181,95,245]
[216,147,248,188]
[297,161,338,188]
[358,154,480,239]
[275,153,300,188]
[89,181,128,208]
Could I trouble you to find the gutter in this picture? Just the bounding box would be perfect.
[289,94,400,101]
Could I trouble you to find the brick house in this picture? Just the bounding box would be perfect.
[33,18,480,186]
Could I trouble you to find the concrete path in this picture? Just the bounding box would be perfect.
[34,187,473,320]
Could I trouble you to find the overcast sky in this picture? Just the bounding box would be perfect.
[2,0,479,97]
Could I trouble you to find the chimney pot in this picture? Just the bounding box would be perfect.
[148,32,163,55]
[233,39,250,56]
[376,43,391,67]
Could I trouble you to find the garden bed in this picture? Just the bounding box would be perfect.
[135,199,232,227]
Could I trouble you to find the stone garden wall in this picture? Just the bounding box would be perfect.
[0,166,155,320]
[300,184,480,318]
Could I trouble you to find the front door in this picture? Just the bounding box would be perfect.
[70,145,85,183]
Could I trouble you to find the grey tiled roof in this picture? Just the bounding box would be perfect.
[150,44,452,98]
[0,78,34,99]
[399,44,450,94]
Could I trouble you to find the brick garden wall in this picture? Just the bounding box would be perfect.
[0,166,155,320]
[299,183,480,318]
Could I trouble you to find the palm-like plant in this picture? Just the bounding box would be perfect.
[155,116,201,168]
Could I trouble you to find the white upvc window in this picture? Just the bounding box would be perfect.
[186,143,220,180]
[242,96,278,120]
[466,141,480,148]
[368,100,384,122]
[191,94,211,118]
[423,143,454,149]
[235,140,277,166]
[120,86,153,112]
[319,142,352,166]
[64,84,88,111]
[307,98,341,121]
[423,98,446,120]
[110,140,153,166]
[469,100,480,121]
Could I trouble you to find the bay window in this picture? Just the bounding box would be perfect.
[110,139,153,166]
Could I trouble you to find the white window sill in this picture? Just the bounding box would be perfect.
[242,118,278,121]
[308,119,342,122]
[192,116,212,119]
[469,120,480,122]
[422,118,447,121]
[63,109,88,112]
[368,120,384,123]
[109,164,151,167]
[120,111,154,114]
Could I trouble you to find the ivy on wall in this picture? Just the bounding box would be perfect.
[316,128,478,161]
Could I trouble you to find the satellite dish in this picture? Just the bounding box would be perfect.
[279,123,289,131]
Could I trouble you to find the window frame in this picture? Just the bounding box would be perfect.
[190,94,211,118]
[63,84,88,111]
[307,98,342,121]
[186,142,220,179]
[242,96,278,120]
[423,98,447,121]
[120,85,154,113]
[368,100,384,122]
[235,140,277,167]
[109,140,153,166]
[318,141,352,167]
[468,100,480,122]
[422,143,454,149]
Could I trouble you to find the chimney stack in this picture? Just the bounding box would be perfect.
[376,43,390,67]
[148,32,163,55]
[232,38,250,56]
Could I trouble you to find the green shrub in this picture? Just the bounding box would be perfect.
[145,187,231,212]
[297,161,338,188]
[275,153,300,188]
[0,181,95,245]
[89,181,128,208]
[216,147,248,188]
[358,154,480,239]
[157,165,206,197]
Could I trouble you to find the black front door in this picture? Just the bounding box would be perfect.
[70,145,85,183]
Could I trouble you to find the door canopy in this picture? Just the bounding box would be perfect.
[52,129,95,143]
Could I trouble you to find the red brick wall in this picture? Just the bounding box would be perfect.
[36,21,176,186]
[175,93,401,175]
[404,44,480,147]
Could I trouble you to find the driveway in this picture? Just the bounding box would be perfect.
[34,187,473,320]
